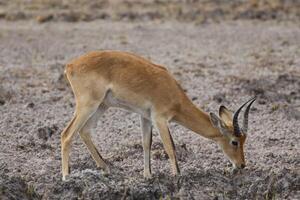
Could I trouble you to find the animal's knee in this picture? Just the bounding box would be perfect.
[61,134,70,147]
[61,130,68,142]
[61,116,77,141]
[61,129,73,147]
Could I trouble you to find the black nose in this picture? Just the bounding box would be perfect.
[241,164,245,169]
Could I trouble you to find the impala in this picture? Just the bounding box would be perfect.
[61,51,256,180]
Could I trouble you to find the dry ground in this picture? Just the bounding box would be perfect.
[0,0,299,23]
[0,1,300,199]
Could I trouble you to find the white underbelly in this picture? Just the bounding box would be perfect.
[103,90,151,120]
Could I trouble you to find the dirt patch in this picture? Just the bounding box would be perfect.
[0,86,13,106]
[0,165,40,200]
[42,167,299,199]
[231,73,300,121]
[236,74,300,103]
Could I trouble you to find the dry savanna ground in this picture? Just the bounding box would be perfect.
[0,0,299,199]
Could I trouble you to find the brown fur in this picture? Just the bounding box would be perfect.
[60,50,248,180]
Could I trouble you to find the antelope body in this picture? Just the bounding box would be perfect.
[61,51,255,180]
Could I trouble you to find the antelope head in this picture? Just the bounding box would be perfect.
[209,97,256,169]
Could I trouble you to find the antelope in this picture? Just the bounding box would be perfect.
[61,50,256,180]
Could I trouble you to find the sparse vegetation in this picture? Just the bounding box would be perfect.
[0,0,299,199]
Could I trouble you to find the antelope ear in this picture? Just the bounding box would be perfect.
[219,105,233,125]
[210,113,227,130]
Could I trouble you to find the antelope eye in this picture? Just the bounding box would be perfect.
[231,141,238,146]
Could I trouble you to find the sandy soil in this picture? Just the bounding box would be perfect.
[0,3,300,199]
[0,0,299,23]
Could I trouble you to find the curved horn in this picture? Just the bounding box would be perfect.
[233,97,256,136]
[242,97,256,134]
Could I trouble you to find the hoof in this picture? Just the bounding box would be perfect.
[172,169,180,177]
[143,171,152,179]
[99,166,111,175]
[62,175,68,181]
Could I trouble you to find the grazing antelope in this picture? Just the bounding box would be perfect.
[61,51,256,180]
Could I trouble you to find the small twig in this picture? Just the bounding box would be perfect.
[0,162,7,171]
[121,187,128,200]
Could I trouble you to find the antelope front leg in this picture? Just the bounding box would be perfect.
[140,116,153,178]
[154,116,180,176]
